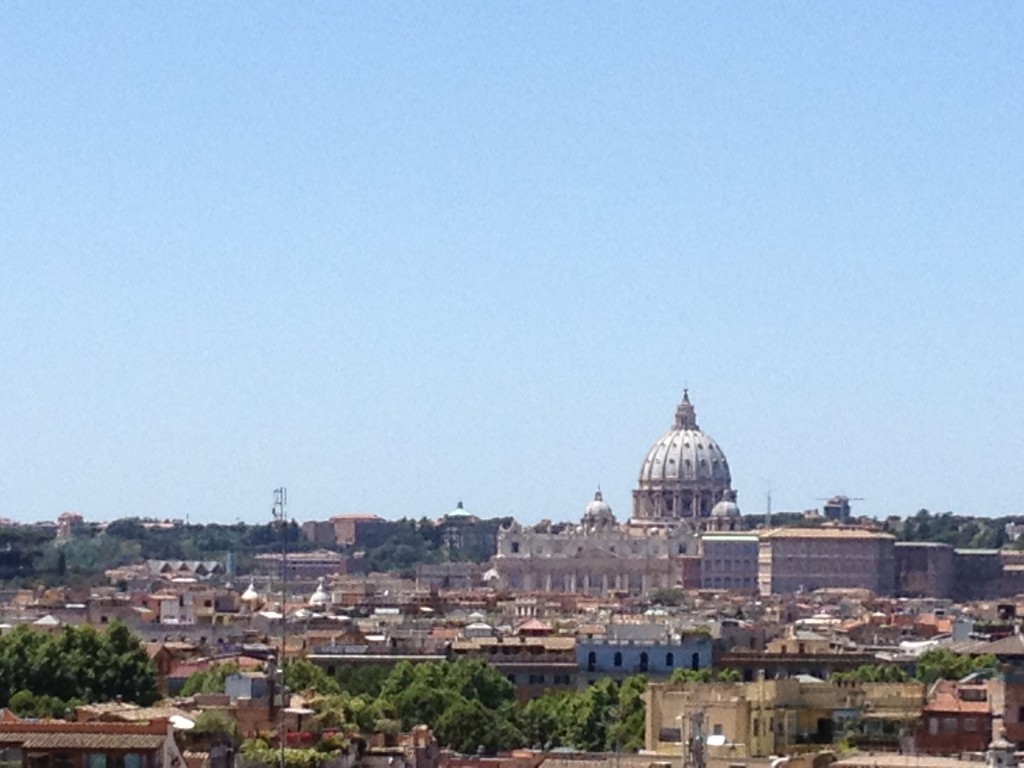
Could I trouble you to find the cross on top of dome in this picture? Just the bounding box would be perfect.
[674,390,698,429]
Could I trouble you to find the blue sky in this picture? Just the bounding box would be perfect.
[2,3,1022,525]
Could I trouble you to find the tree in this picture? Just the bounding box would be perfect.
[0,622,158,709]
[647,588,684,606]
[609,675,647,751]
[668,668,738,684]
[192,710,240,744]
[285,659,340,695]
[8,689,77,718]
[521,692,575,750]
[832,664,909,684]
[181,663,240,697]
[434,697,524,755]
[311,692,378,734]
[914,650,998,685]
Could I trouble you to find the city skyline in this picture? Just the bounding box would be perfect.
[2,4,1022,524]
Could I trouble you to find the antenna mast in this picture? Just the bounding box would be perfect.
[271,487,287,768]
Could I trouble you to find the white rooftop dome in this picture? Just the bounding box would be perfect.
[582,489,616,527]
[711,490,741,518]
[241,580,259,603]
[309,577,331,607]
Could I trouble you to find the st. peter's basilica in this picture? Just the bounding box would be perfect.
[492,392,745,594]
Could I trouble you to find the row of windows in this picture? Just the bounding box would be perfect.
[85,753,150,768]
[509,673,573,686]
[586,650,702,672]
[927,716,980,735]
[706,559,756,569]
[507,542,681,557]
[703,577,755,588]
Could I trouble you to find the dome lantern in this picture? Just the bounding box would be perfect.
[674,389,698,429]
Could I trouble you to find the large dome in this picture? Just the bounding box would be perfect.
[632,392,733,524]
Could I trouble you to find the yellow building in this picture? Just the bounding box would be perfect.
[645,678,925,758]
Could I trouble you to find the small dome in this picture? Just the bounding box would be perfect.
[585,490,612,517]
[241,580,259,603]
[447,500,472,518]
[582,489,616,527]
[309,577,331,607]
[711,490,741,518]
[482,568,500,582]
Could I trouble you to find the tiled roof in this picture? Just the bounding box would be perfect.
[761,528,893,540]
[924,681,991,714]
[2,733,165,753]
[517,618,553,633]
[977,633,1024,656]
[452,636,576,652]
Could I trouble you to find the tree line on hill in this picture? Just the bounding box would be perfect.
[0,516,508,585]
[0,507,1020,585]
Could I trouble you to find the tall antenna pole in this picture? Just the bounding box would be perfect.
[272,487,288,768]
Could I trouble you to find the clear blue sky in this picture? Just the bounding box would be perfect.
[2,3,1022,525]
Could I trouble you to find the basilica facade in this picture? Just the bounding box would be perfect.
[492,393,743,595]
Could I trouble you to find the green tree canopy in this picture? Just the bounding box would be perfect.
[181,662,241,697]
[519,676,647,753]
[914,650,999,685]
[285,659,340,696]
[0,621,158,711]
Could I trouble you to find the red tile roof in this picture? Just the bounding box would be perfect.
[924,681,991,715]
[19,733,168,750]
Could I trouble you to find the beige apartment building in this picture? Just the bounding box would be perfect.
[757,528,897,596]
[645,677,925,758]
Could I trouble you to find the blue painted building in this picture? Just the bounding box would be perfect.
[576,625,712,682]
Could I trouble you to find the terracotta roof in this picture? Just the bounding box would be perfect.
[169,660,208,677]
[924,681,991,715]
[18,733,168,750]
[517,618,553,633]
[761,528,894,540]
[453,636,576,652]
[429,627,460,641]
